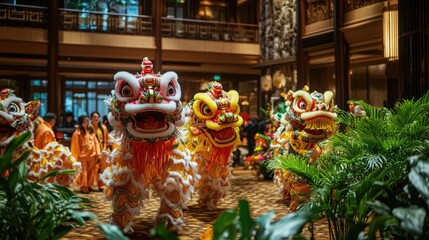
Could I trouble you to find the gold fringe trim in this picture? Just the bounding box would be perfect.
[305,118,337,133]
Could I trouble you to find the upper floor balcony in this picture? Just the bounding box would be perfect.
[0,3,259,43]
[304,0,385,35]
[0,3,260,76]
[302,0,387,66]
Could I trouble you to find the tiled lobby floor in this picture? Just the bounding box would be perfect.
[62,168,329,239]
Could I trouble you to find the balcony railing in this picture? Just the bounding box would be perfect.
[161,17,259,43]
[0,3,47,28]
[60,8,153,35]
[0,3,259,43]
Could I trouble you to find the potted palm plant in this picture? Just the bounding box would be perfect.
[0,131,128,239]
[269,92,429,239]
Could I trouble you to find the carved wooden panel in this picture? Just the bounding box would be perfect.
[260,0,297,61]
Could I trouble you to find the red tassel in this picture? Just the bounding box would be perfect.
[208,145,234,167]
[131,139,174,178]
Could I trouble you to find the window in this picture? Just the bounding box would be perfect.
[97,94,109,118]
[88,81,96,89]
[65,79,113,121]
[31,79,48,117]
[166,0,186,18]
[32,92,47,117]
[196,1,227,22]
[31,79,48,87]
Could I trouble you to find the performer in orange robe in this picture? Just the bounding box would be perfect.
[34,113,56,149]
[71,115,101,193]
[90,111,111,191]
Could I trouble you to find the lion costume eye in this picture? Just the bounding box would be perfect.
[167,82,176,96]
[120,83,133,98]
[113,71,140,102]
[7,102,20,113]
[297,98,307,110]
[200,103,212,116]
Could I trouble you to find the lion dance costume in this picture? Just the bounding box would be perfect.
[271,86,337,210]
[100,58,199,233]
[0,88,80,185]
[183,81,243,209]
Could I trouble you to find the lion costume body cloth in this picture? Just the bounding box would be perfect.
[271,86,337,211]
[183,82,243,209]
[100,60,199,233]
[0,89,80,185]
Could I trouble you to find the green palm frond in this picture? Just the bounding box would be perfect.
[381,136,407,154]
[270,155,321,186]
[358,153,386,171]
[335,108,356,126]
[355,100,389,120]
[392,103,428,133]
[391,99,419,125]
[345,162,402,222]
[328,133,362,161]
[271,154,346,191]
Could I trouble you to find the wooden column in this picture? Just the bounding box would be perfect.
[333,0,349,111]
[19,76,31,99]
[47,0,60,119]
[296,0,308,88]
[153,0,162,72]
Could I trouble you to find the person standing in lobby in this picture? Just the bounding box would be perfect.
[34,112,57,149]
[62,112,77,128]
[90,111,110,191]
[71,115,101,194]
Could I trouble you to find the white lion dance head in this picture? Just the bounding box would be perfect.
[102,58,198,232]
[0,88,36,149]
[106,66,185,177]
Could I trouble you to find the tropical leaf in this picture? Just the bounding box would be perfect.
[195,200,320,240]
[37,169,76,183]
[269,155,321,186]
[238,200,254,239]
[408,155,429,206]
[0,131,31,175]
[367,154,429,240]
[263,210,318,240]
[2,131,31,157]
[213,209,237,239]
[0,133,98,239]
[392,207,426,235]
[99,223,130,240]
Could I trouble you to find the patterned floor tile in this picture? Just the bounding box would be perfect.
[62,168,329,239]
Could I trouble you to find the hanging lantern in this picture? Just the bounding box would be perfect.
[273,70,286,89]
[383,0,398,61]
[261,74,272,92]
